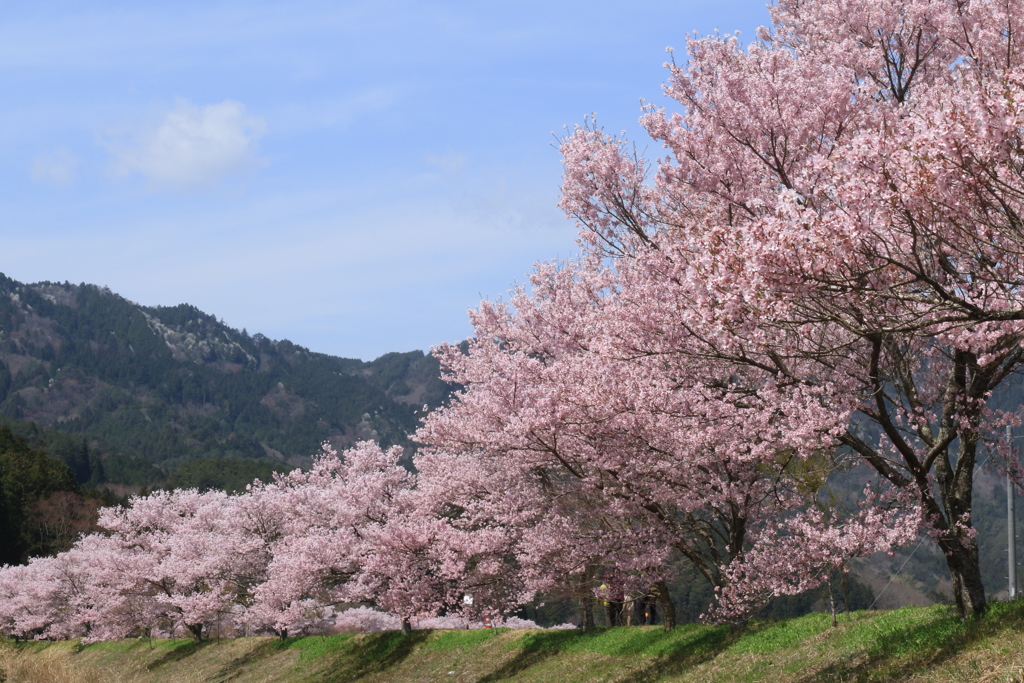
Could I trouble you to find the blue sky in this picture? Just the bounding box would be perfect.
[1,0,769,360]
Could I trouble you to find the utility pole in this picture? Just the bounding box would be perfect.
[1009,425,1017,599]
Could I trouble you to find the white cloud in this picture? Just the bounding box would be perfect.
[30,148,79,185]
[108,99,266,189]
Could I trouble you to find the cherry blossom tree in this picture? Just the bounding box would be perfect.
[83,488,271,642]
[0,486,280,642]
[241,441,447,636]
[243,441,510,636]
[0,440,528,641]
[416,254,872,627]
[555,0,1024,618]
[0,530,171,642]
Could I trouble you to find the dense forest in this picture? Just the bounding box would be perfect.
[0,426,112,565]
[0,273,454,488]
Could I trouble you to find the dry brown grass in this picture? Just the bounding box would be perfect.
[0,643,123,683]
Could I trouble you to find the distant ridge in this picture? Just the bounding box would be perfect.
[0,273,454,488]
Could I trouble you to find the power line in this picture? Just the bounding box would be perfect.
[865,446,1000,611]
[866,537,925,611]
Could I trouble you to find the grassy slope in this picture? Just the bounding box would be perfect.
[5,601,1024,683]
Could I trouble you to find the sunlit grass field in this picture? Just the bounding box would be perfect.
[4,601,1024,682]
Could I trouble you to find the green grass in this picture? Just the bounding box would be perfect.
[727,612,834,654]
[502,623,732,659]
[7,602,1024,682]
[282,629,433,681]
[285,633,356,661]
[429,628,507,651]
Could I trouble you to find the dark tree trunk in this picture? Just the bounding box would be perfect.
[401,617,412,635]
[580,595,595,631]
[933,431,987,618]
[605,600,622,627]
[655,580,676,631]
[940,535,987,617]
[910,474,987,619]
[187,623,203,643]
[578,564,596,631]
[855,339,990,620]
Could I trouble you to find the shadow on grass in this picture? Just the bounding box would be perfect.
[797,601,1024,683]
[314,630,431,682]
[614,627,736,683]
[475,626,735,683]
[145,639,212,671]
[475,629,583,682]
[212,640,281,681]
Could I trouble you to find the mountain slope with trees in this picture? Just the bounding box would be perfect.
[0,273,454,487]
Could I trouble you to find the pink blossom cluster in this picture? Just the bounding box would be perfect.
[709,494,922,620]
[0,442,517,642]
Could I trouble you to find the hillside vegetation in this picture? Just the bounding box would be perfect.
[0,273,454,486]
[5,602,1024,682]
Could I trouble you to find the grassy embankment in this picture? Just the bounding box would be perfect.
[4,601,1024,682]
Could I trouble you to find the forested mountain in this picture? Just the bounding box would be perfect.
[0,273,455,489]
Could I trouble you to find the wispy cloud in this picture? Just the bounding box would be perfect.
[30,148,79,185]
[107,99,266,190]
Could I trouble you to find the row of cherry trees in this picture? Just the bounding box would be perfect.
[4,0,1024,638]
[0,428,908,642]
[0,442,528,642]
